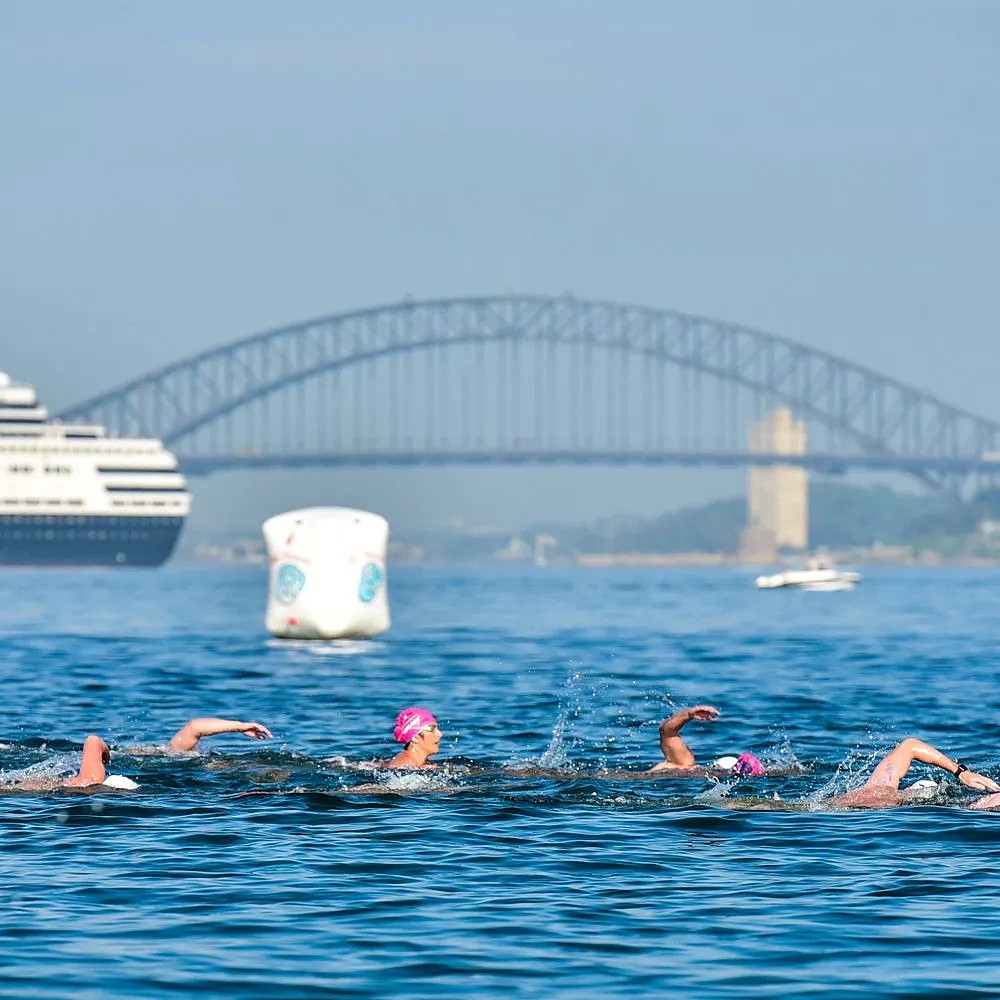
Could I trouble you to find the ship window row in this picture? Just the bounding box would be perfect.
[1,445,162,453]
[0,514,179,526]
[110,498,185,507]
[4,529,156,542]
[0,496,183,509]
[7,464,74,473]
[3,498,86,506]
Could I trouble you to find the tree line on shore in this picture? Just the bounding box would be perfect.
[402,482,1000,562]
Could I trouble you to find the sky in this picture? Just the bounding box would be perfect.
[2,2,999,535]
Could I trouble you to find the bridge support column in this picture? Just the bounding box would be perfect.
[745,409,808,555]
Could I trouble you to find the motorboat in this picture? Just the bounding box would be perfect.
[755,556,861,591]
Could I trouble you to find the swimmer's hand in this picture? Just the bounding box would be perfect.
[959,769,1000,793]
[240,722,273,741]
[688,705,720,723]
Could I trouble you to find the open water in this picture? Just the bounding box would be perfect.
[2,564,1000,998]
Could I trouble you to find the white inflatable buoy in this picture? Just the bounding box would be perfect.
[262,506,390,639]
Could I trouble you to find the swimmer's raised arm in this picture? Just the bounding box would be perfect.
[649,705,719,772]
[169,718,273,752]
[864,738,998,792]
[65,735,110,787]
[18,734,110,791]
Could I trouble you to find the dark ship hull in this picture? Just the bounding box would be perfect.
[0,514,185,567]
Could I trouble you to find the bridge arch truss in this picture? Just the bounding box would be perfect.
[58,296,1000,486]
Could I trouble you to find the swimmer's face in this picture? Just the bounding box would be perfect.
[417,723,442,755]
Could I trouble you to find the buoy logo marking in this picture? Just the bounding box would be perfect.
[276,563,307,604]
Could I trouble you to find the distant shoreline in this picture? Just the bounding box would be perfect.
[176,546,1000,569]
[578,552,1000,568]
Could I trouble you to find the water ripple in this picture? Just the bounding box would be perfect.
[2,567,1000,997]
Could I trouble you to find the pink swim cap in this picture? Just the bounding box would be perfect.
[732,752,765,777]
[393,706,437,744]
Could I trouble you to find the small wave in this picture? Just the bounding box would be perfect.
[695,780,734,802]
[338,768,466,796]
[264,638,387,656]
[381,772,438,792]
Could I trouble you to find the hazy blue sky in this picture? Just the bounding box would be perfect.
[2,2,998,533]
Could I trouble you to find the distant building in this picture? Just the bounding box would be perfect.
[534,533,557,567]
[494,535,531,561]
[747,409,808,551]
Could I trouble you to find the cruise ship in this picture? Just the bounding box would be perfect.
[0,371,190,566]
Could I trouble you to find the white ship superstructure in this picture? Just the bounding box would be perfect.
[0,371,190,566]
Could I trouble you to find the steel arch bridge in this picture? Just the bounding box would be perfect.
[58,295,1000,489]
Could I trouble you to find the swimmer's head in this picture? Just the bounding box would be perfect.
[712,753,765,776]
[393,706,438,744]
[731,752,765,777]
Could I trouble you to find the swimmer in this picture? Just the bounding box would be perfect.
[648,704,764,777]
[831,738,1000,809]
[388,707,442,769]
[7,718,272,792]
[17,734,114,790]
[168,718,274,752]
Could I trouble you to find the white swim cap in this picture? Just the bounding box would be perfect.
[713,756,739,770]
[102,774,139,790]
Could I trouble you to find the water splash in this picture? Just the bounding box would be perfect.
[804,739,886,806]
[696,780,733,802]
[762,729,806,773]
[351,768,461,794]
[536,669,599,768]
[0,755,74,788]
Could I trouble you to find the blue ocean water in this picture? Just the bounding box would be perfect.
[2,564,1000,998]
